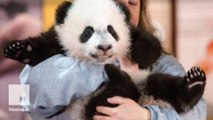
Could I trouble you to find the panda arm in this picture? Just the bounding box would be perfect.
[4,27,65,66]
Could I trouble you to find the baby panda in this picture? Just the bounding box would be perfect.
[4,0,206,119]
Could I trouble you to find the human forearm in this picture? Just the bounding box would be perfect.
[143,97,206,120]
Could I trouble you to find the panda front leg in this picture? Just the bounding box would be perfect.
[143,66,206,113]
[4,28,63,66]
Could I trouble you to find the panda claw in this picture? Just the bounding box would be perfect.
[4,41,32,62]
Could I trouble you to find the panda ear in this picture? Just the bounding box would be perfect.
[55,1,72,25]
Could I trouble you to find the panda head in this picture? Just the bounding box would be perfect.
[55,0,131,64]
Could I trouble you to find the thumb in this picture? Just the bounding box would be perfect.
[107,96,127,105]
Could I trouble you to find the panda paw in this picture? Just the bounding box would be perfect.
[4,41,32,64]
[184,67,206,93]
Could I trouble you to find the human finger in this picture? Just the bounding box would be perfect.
[107,96,127,105]
[96,106,116,116]
[93,115,111,120]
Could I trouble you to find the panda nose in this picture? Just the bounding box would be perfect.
[97,44,112,51]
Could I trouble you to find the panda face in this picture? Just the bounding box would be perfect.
[55,0,131,63]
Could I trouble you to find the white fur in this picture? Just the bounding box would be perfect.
[139,95,173,109]
[130,70,150,84]
[55,0,131,64]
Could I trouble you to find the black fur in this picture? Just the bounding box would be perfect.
[4,27,64,66]
[107,25,119,41]
[130,27,162,69]
[3,0,206,118]
[142,66,206,113]
[80,26,94,43]
[56,1,72,25]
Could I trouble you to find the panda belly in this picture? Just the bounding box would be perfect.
[127,69,151,84]
[138,94,173,109]
[126,68,173,109]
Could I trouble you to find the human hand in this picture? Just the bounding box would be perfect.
[93,96,151,120]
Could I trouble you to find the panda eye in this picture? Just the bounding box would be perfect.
[85,27,94,36]
[80,26,94,43]
[107,25,114,34]
[107,25,119,41]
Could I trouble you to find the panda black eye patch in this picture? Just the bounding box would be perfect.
[107,25,119,41]
[80,26,94,43]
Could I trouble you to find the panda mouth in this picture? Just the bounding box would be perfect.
[90,53,113,62]
[91,54,113,59]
